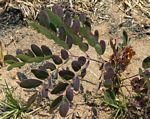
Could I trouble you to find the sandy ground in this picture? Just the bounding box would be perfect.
[0,0,150,119]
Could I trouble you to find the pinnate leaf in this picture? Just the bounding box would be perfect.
[72,20,80,33]
[52,55,63,65]
[61,49,69,60]
[30,22,69,49]
[58,27,66,41]
[59,98,70,117]
[66,36,73,49]
[66,86,74,102]
[38,10,50,28]
[52,4,64,19]
[26,92,37,108]
[100,40,106,55]
[7,62,25,71]
[78,56,86,66]
[23,49,35,57]
[41,45,52,56]
[94,30,99,41]
[142,56,150,69]
[79,42,89,52]
[31,44,44,57]
[59,70,75,80]
[40,61,56,71]
[73,77,80,91]
[81,68,87,78]
[51,82,68,94]
[64,11,72,26]
[95,43,102,55]
[122,30,128,45]
[71,61,81,72]
[50,95,63,112]
[4,55,19,64]
[31,69,49,79]
[16,49,23,55]
[17,72,27,81]
[18,79,42,88]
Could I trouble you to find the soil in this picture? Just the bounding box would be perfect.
[0,0,150,119]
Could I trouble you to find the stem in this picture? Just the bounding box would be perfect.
[69,54,104,64]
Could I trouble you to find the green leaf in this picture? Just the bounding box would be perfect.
[18,79,43,88]
[16,54,44,63]
[4,55,19,64]
[30,22,69,49]
[79,42,89,52]
[79,26,96,47]
[4,60,18,64]
[95,43,102,55]
[51,82,68,94]
[7,62,25,71]
[16,54,33,63]
[50,95,63,112]
[38,10,51,28]
[29,57,44,63]
[142,56,150,69]
[122,30,128,46]
[103,91,118,108]
[46,9,81,45]
[139,68,143,77]
[31,69,49,79]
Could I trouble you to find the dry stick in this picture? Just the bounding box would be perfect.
[26,107,42,115]
[124,0,140,13]
[137,2,150,17]
[69,0,73,9]
[121,74,139,82]
[82,79,97,85]
[140,0,150,8]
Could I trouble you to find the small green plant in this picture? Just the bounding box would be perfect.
[0,80,29,119]
[3,4,150,118]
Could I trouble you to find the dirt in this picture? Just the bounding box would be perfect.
[0,0,150,119]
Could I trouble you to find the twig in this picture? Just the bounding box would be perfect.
[26,107,42,115]
[82,79,97,85]
[121,74,139,81]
